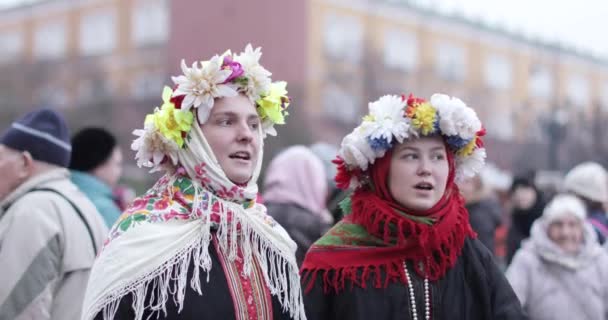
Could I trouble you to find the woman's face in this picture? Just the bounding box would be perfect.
[93,147,123,187]
[201,94,261,185]
[388,136,450,211]
[547,215,584,254]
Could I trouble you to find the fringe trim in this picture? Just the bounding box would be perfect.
[84,184,305,320]
[301,261,406,294]
[349,192,472,281]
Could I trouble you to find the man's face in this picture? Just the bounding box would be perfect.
[0,145,29,201]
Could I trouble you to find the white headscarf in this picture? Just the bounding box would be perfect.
[81,120,305,320]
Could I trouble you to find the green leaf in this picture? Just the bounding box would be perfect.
[119,217,133,231]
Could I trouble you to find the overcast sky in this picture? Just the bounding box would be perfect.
[426,0,607,59]
[1,0,606,59]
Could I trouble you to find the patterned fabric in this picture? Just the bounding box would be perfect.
[104,173,259,247]
[214,236,273,320]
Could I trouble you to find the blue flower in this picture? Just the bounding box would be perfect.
[445,135,471,150]
[367,136,392,152]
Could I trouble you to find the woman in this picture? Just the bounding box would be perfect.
[563,162,608,244]
[506,194,608,320]
[506,176,545,264]
[460,174,502,255]
[263,145,333,265]
[81,45,305,320]
[301,94,525,319]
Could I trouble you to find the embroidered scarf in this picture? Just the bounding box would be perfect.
[82,121,305,320]
[301,149,476,293]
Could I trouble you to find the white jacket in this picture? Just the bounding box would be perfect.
[0,169,108,320]
[506,219,608,320]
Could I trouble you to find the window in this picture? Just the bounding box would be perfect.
[132,0,169,46]
[566,74,590,108]
[486,109,513,140]
[80,10,116,55]
[383,28,418,71]
[528,65,553,99]
[435,42,466,81]
[131,72,165,99]
[33,20,67,60]
[484,54,512,90]
[323,13,363,63]
[78,77,112,104]
[38,85,68,108]
[323,84,360,124]
[0,31,23,63]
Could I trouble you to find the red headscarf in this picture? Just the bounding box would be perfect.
[301,142,476,293]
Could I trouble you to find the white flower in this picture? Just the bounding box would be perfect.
[340,131,379,170]
[261,118,277,138]
[431,93,481,139]
[455,147,486,182]
[171,56,238,123]
[131,122,179,171]
[363,95,411,144]
[234,44,272,102]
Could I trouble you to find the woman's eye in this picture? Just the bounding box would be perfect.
[432,154,445,160]
[402,154,417,160]
[250,122,260,129]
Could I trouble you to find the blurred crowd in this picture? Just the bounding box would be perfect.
[2,107,608,320]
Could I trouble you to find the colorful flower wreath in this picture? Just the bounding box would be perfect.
[131,44,290,171]
[334,93,486,190]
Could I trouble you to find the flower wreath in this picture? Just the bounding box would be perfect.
[334,93,487,190]
[131,44,290,171]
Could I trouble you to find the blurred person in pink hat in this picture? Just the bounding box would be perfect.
[263,145,333,265]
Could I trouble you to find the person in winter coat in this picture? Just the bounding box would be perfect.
[80,45,306,320]
[460,174,502,254]
[0,109,108,320]
[563,162,608,244]
[506,194,608,320]
[264,145,333,265]
[301,93,525,320]
[506,176,545,264]
[70,127,124,227]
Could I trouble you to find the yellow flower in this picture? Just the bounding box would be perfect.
[147,86,194,148]
[411,102,437,136]
[457,138,477,157]
[256,81,288,125]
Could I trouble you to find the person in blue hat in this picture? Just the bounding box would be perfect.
[0,109,108,320]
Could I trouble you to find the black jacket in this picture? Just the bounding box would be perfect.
[93,242,293,320]
[303,238,527,320]
[467,199,502,254]
[266,202,330,266]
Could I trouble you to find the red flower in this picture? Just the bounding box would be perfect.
[131,197,148,210]
[475,126,486,148]
[154,198,170,210]
[333,156,360,190]
[406,93,426,107]
[170,85,185,109]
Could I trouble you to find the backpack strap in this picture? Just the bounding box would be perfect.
[30,188,98,256]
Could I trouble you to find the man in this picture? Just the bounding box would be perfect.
[0,109,108,320]
[69,127,124,227]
